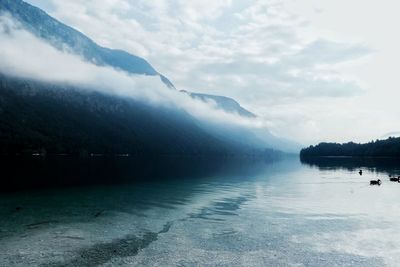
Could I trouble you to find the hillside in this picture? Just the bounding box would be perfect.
[0,74,283,157]
[300,137,400,158]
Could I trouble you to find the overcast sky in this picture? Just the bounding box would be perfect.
[26,0,400,145]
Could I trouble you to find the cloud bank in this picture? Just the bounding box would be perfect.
[0,13,270,137]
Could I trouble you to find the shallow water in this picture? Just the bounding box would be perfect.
[1,156,400,266]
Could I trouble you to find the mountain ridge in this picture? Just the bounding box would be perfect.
[181,90,256,118]
[0,0,299,153]
[0,0,268,119]
[0,0,174,85]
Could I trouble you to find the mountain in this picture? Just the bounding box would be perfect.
[181,90,256,118]
[0,0,175,88]
[0,72,295,155]
[0,0,298,155]
[0,0,268,119]
[0,74,282,156]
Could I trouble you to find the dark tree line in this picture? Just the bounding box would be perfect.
[300,137,400,158]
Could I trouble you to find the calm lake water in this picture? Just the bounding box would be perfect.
[1,156,400,266]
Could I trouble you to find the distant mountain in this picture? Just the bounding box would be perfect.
[181,90,256,118]
[300,137,400,158]
[0,0,175,88]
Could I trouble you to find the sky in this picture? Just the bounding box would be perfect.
[25,0,400,145]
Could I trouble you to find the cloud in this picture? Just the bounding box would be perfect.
[287,39,372,67]
[27,0,370,100]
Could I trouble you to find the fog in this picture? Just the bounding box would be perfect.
[0,13,298,152]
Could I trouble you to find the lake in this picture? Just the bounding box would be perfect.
[1,156,400,266]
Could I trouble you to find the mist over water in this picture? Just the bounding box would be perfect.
[1,156,400,266]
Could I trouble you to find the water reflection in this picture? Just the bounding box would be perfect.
[301,156,400,176]
[1,156,400,266]
[0,155,286,192]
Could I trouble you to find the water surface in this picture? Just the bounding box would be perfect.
[1,156,400,266]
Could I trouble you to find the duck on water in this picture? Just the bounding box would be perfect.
[370,179,382,186]
[389,175,400,182]
[358,169,384,185]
